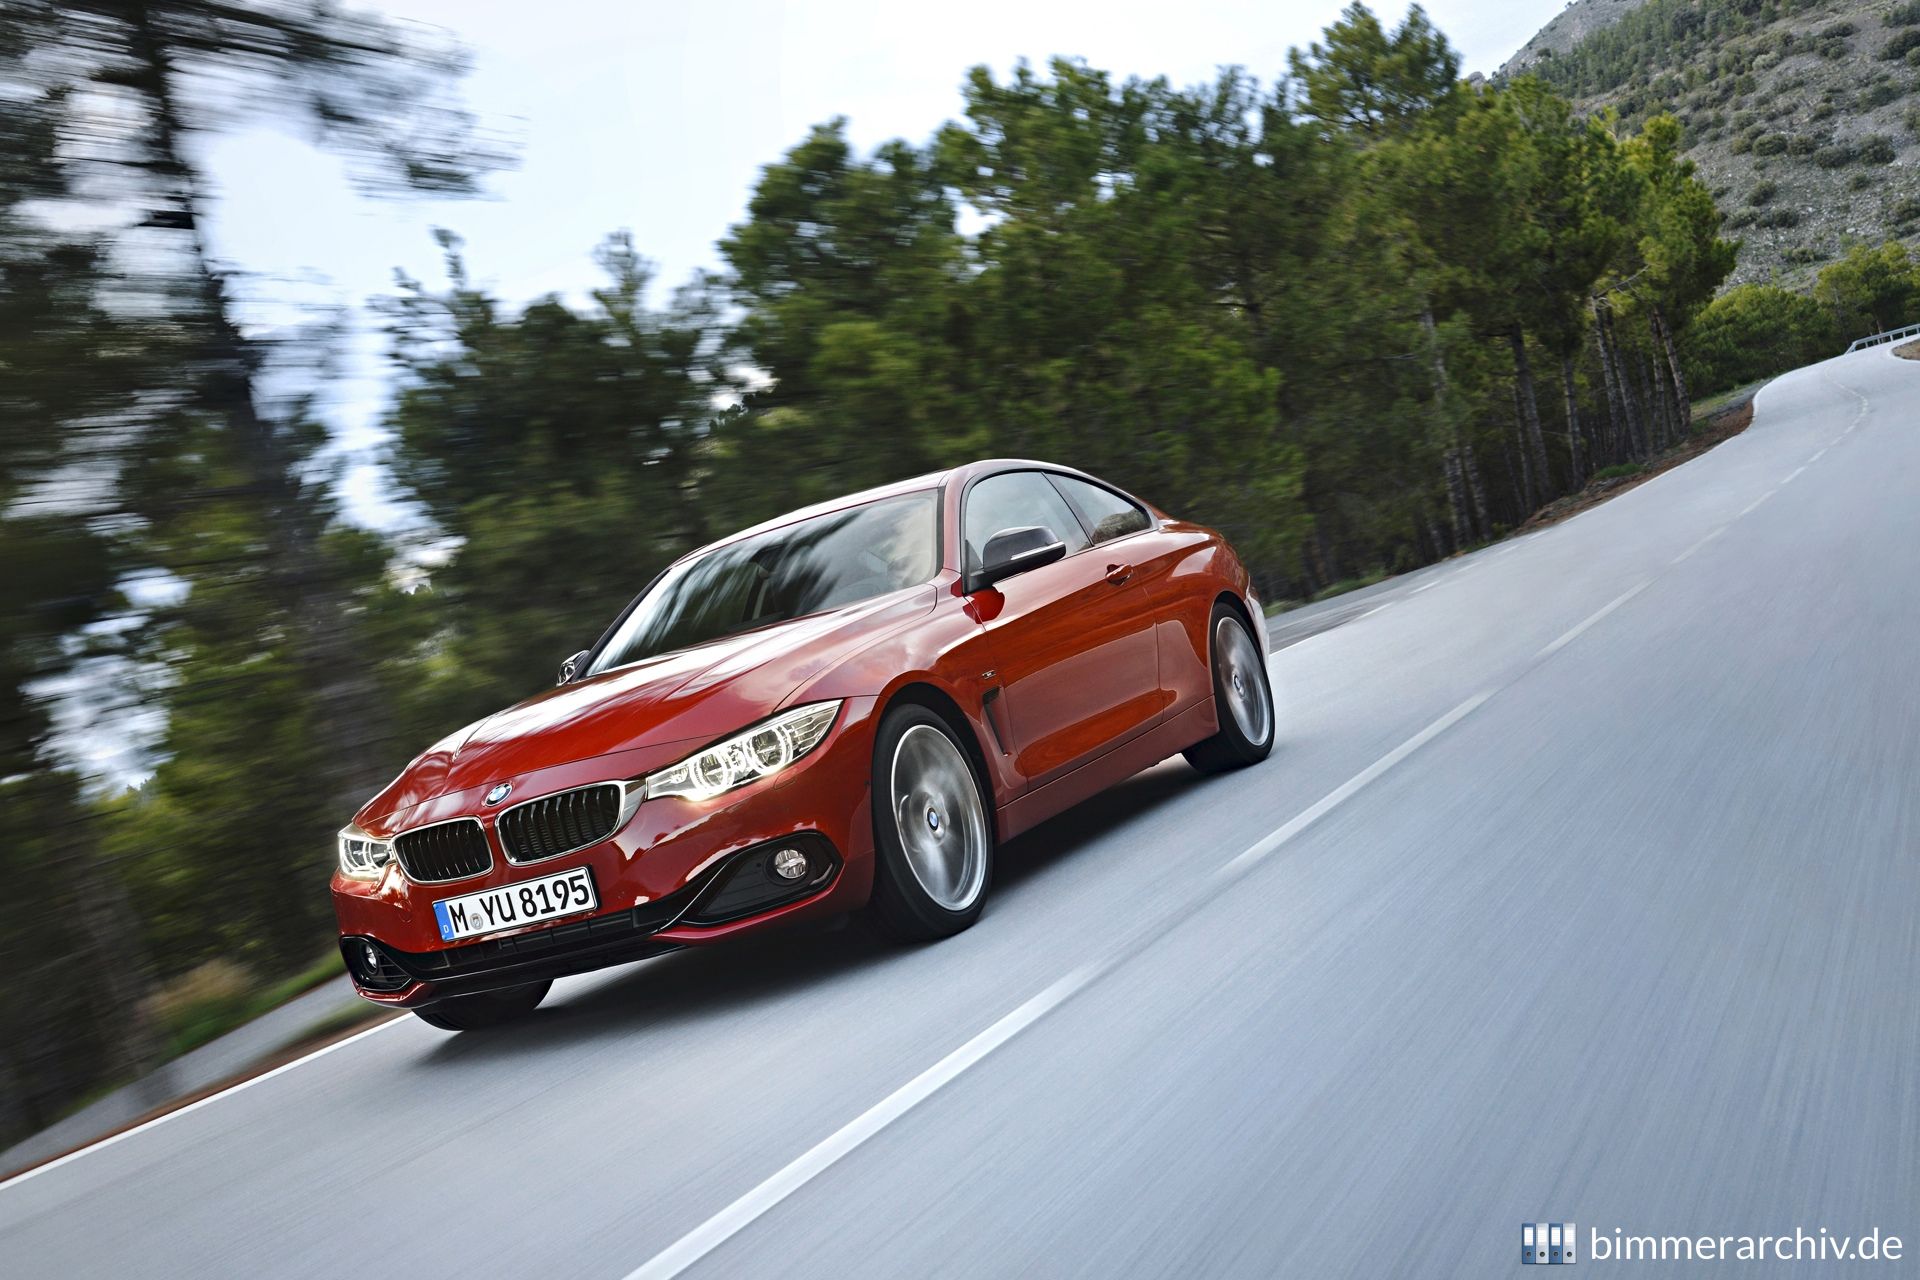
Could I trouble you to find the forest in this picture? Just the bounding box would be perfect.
[4,0,1919,1144]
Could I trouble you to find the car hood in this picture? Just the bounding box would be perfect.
[359,585,935,825]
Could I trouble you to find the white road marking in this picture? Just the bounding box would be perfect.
[1780,465,1806,485]
[0,1017,402,1192]
[1411,582,1438,594]
[1536,581,1651,660]
[1810,448,1828,463]
[1672,526,1728,566]
[1355,605,1390,621]
[1740,492,1773,517]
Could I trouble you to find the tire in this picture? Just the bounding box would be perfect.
[1183,602,1276,775]
[867,703,994,942]
[411,979,551,1032]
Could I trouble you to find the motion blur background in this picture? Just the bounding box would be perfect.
[4,0,1918,1146]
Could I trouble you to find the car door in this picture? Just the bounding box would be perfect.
[1046,472,1211,712]
[961,470,1161,787]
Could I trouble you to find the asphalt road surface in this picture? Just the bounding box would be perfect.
[5,348,1917,1278]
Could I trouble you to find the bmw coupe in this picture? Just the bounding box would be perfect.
[332,461,1275,1029]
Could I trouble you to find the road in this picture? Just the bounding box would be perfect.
[5,348,1917,1277]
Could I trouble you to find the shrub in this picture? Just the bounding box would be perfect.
[1725,208,1759,229]
[1892,196,1920,224]
[1591,463,1646,482]
[1886,29,1920,61]
[1861,134,1899,164]
[1892,0,1920,26]
[1752,132,1789,156]
[1862,81,1906,109]
[1909,46,1920,68]
[1815,143,1858,167]
[1783,244,1824,265]
[1759,207,1802,228]
[1788,133,1821,156]
[1852,172,1876,190]
[1820,20,1857,39]
[1748,180,1779,206]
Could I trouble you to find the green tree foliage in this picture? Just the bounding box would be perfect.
[0,0,499,1142]
[1813,241,1920,338]
[1682,284,1837,393]
[383,232,724,727]
[0,5,161,1134]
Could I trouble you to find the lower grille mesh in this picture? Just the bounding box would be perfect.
[499,784,623,862]
[394,819,492,882]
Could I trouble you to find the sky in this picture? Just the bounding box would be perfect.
[200,0,1571,528]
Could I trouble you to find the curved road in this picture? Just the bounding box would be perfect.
[5,349,1918,1277]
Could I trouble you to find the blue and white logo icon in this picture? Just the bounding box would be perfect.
[1523,1223,1576,1265]
[484,782,512,805]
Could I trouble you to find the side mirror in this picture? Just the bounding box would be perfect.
[557,649,590,686]
[974,525,1067,591]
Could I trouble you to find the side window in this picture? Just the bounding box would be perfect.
[1050,475,1151,545]
[962,471,1089,572]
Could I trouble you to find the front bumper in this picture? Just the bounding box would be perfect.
[332,697,880,1006]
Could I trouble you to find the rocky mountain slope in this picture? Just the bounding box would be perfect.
[1500,0,1652,77]
[1503,0,1920,286]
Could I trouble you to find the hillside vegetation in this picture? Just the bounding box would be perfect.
[1509,0,1920,286]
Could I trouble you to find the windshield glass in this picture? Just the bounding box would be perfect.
[587,491,939,674]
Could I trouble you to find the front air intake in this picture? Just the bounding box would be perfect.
[393,818,492,882]
[498,783,624,864]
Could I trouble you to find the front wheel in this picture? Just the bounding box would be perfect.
[412,979,551,1032]
[868,704,994,942]
[1184,603,1276,775]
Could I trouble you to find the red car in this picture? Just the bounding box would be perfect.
[332,461,1275,1029]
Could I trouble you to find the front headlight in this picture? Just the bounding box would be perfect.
[337,824,394,880]
[644,701,841,802]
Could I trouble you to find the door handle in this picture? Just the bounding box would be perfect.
[1105,563,1134,585]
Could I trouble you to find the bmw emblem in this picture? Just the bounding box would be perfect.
[484,782,512,806]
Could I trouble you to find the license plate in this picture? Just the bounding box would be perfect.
[433,866,597,942]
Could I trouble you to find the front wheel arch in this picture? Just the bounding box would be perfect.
[878,680,1000,844]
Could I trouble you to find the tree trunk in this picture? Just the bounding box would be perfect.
[1510,383,1536,511]
[1639,348,1668,452]
[1413,310,1482,545]
[1462,439,1491,542]
[1509,328,1551,500]
[1561,354,1585,487]
[128,5,392,821]
[1589,298,1625,465]
[1651,304,1692,439]
[1597,301,1646,459]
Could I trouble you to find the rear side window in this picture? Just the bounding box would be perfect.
[962,471,1089,572]
[1049,475,1151,545]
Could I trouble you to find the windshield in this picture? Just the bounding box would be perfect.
[587,491,939,674]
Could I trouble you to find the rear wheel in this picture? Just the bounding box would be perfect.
[1184,603,1275,775]
[868,704,993,941]
[411,979,551,1032]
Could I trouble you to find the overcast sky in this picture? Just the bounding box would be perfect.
[200,0,1568,527]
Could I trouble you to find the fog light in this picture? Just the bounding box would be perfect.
[361,941,382,972]
[770,847,809,881]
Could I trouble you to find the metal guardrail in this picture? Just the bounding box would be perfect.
[1846,322,1920,353]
